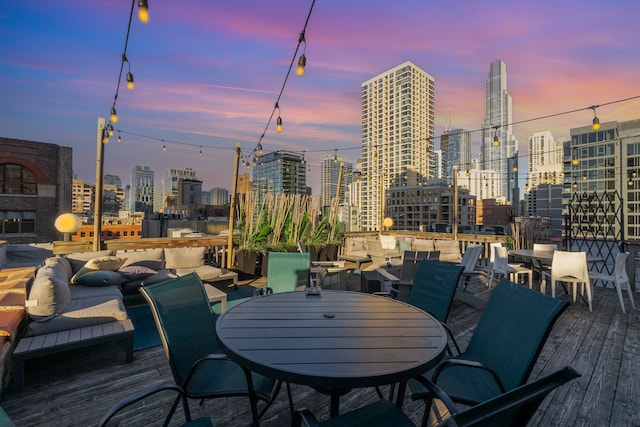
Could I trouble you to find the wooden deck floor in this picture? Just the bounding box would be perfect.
[2,272,639,426]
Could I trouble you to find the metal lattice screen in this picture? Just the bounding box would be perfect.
[565,190,624,275]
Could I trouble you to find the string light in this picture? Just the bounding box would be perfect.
[333,149,338,163]
[117,133,122,143]
[110,107,118,123]
[138,0,149,23]
[108,124,114,137]
[492,126,500,147]
[162,142,167,152]
[199,146,202,157]
[126,71,134,90]
[590,105,600,130]
[296,31,307,77]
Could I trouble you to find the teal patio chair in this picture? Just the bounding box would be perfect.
[409,278,569,412]
[264,251,310,294]
[292,366,579,427]
[99,383,212,427]
[140,273,288,425]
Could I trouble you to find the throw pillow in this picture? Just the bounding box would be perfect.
[74,270,127,287]
[70,256,127,285]
[117,265,157,281]
[26,261,71,321]
[164,247,207,269]
[65,250,115,274]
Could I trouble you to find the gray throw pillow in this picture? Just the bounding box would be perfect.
[27,261,71,321]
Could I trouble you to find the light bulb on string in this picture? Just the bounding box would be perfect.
[117,133,122,143]
[138,0,149,23]
[110,107,118,123]
[126,72,134,90]
[591,106,600,130]
[162,143,167,152]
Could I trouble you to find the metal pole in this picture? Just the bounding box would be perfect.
[226,142,241,270]
[453,165,458,240]
[93,117,106,251]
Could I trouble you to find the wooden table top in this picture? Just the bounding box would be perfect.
[215,290,447,393]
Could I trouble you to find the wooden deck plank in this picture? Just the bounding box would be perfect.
[2,274,639,426]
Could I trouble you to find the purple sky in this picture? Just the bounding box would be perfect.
[2,0,639,194]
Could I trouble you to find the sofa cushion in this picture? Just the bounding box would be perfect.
[73,270,127,287]
[435,240,462,263]
[412,239,435,252]
[116,248,164,270]
[65,250,115,275]
[174,265,222,282]
[121,269,177,294]
[26,260,71,321]
[117,265,158,282]
[70,283,124,301]
[379,235,397,250]
[26,296,128,336]
[70,256,127,285]
[164,247,207,269]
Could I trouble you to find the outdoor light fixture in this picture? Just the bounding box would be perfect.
[55,213,82,241]
[512,165,518,172]
[110,107,118,123]
[296,54,306,77]
[276,116,283,133]
[199,146,202,157]
[572,150,579,165]
[573,181,578,189]
[466,169,470,177]
[162,143,167,152]
[301,151,305,164]
[138,0,149,23]
[333,149,338,163]
[296,31,306,77]
[525,182,529,191]
[492,127,500,147]
[117,133,122,143]
[257,143,264,156]
[126,71,134,90]
[107,124,114,137]
[591,106,600,130]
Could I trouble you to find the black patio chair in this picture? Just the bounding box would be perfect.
[292,366,579,427]
[140,273,290,425]
[409,278,569,420]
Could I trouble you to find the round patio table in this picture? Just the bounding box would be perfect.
[215,290,447,418]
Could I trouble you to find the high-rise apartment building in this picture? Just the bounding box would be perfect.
[564,118,640,240]
[163,168,197,206]
[360,61,435,231]
[209,187,229,205]
[252,151,306,198]
[480,59,518,204]
[526,131,563,215]
[129,165,154,214]
[321,154,353,209]
[441,129,472,181]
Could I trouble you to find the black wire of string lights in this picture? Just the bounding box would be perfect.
[101,0,149,144]
[248,0,317,165]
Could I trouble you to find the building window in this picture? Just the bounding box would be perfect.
[0,164,37,195]
[0,211,35,234]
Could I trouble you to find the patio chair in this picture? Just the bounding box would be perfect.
[457,244,484,288]
[589,252,636,313]
[264,252,310,294]
[375,251,440,300]
[487,246,533,288]
[140,273,288,425]
[292,366,580,427]
[98,383,213,427]
[408,279,568,409]
[541,251,592,311]
[530,243,558,287]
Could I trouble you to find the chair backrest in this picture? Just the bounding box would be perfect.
[266,252,310,293]
[492,245,509,275]
[489,242,503,264]
[551,251,589,283]
[409,260,465,322]
[460,245,482,273]
[463,279,569,391]
[533,243,558,252]
[140,273,221,387]
[433,366,580,427]
[614,252,630,282]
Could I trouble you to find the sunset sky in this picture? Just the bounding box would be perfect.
[2,0,639,194]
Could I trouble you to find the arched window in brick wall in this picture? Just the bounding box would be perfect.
[0,163,37,195]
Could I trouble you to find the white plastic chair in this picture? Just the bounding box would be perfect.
[544,251,592,312]
[589,252,636,313]
[488,246,533,288]
[531,243,558,288]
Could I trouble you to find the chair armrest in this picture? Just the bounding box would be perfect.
[432,359,506,393]
[184,353,233,387]
[98,383,192,427]
[411,375,460,420]
[375,268,400,282]
[292,408,322,427]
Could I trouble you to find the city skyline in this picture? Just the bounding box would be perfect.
[2,1,640,194]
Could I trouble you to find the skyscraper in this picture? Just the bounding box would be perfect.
[252,151,307,198]
[481,59,518,204]
[321,154,353,209]
[129,165,154,214]
[441,128,472,181]
[360,61,435,231]
[527,131,563,188]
